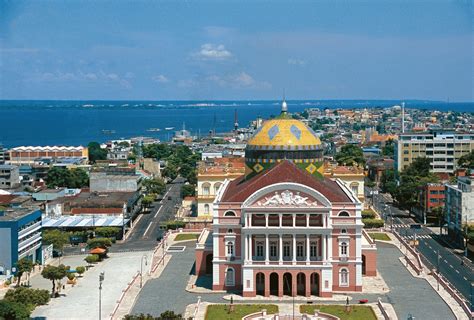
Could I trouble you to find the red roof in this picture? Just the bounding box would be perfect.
[0,195,18,205]
[71,208,123,215]
[221,160,352,203]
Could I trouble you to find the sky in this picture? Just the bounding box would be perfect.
[0,0,472,101]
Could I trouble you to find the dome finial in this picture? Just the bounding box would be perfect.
[281,90,288,114]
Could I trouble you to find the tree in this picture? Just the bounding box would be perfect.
[382,139,395,158]
[88,142,107,163]
[0,300,33,320]
[162,164,178,180]
[87,237,112,249]
[458,150,474,169]
[141,195,154,209]
[4,287,50,306]
[41,264,68,297]
[14,258,33,287]
[94,227,120,238]
[42,229,69,253]
[143,178,166,195]
[45,167,89,188]
[181,184,196,197]
[335,144,365,167]
[76,266,86,277]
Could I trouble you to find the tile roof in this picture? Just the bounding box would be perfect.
[221,160,352,203]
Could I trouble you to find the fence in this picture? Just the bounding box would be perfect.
[377,298,391,320]
[392,229,423,270]
[431,270,473,319]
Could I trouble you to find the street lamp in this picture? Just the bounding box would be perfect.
[99,272,105,320]
[140,255,148,288]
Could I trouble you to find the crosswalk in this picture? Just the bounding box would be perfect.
[392,223,411,228]
[401,234,433,240]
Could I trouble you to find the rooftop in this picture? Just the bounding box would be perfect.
[0,207,40,222]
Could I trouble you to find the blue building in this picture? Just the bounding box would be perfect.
[0,207,42,275]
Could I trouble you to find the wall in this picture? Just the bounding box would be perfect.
[0,227,12,270]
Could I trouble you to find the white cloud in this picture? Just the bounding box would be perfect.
[193,43,232,61]
[204,72,272,90]
[152,74,170,84]
[288,58,306,66]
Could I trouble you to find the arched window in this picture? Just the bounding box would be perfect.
[341,229,347,234]
[227,229,233,234]
[204,204,210,214]
[340,242,348,256]
[225,267,235,286]
[202,183,211,196]
[224,211,236,217]
[226,241,234,256]
[338,211,350,217]
[214,182,222,194]
[339,268,349,287]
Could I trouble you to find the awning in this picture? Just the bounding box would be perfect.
[42,216,129,228]
[90,248,106,254]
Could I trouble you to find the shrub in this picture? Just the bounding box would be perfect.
[76,266,86,276]
[362,210,377,219]
[0,300,34,320]
[160,220,186,230]
[363,218,385,229]
[94,227,120,238]
[4,287,51,306]
[85,254,100,264]
[66,273,75,281]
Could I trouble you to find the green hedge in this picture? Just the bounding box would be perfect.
[362,210,377,219]
[363,218,384,229]
[160,220,186,230]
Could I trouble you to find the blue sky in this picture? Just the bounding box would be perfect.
[0,0,472,101]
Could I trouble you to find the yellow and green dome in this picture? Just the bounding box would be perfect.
[245,100,324,178]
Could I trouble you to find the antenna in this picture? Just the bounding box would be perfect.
[401,102,405,133]
[234,109,239,131]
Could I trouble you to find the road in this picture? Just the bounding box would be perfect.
[111,177,185,252]
[367,187,474,311]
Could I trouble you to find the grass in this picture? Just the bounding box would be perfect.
[300,304,377,320]
[368,232,391,241]
[174,233,199,241]
[205,304,278,320]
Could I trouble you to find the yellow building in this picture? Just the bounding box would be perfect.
[197,157,245,218]
[324,164,365,202]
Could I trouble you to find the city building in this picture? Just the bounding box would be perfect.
[0,164,20,189]
[89,167,141,193]
[414,184,445,224]
[323,164,365,202]
[197,157,245,217]
[0,144,9,164]
[0,207,42,275]
[367,159,395,184]
[395,130,474,173]
[445,176,474,246]
[195,101,377,298]
[8,146,89,164]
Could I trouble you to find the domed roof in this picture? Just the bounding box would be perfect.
[247,118,321,150]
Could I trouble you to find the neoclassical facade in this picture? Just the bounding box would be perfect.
[195,101,377,297]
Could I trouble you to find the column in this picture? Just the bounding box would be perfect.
[279,214,282,227]
[265,214,269,227]
[249,234,253,262]
[305,272,311,297]
[292,214,296,227]
[292,273,297,297]
[306,235,310,263]
[244,234,248,261]
[278,273,284,297]
[322,235,327,261]
[264,272,270,297]
[265,234,269,264]
[279,234,283,264]
[292,235,297,263]
[306,214,310,227]
[248,213,251,227]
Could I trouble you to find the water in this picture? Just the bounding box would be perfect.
[0,100,472,147]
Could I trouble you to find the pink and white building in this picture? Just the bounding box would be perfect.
[196,160,377,298]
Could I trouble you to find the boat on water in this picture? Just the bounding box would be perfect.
[146,128,161,132]
[82,104,94,108]
[165,127,174,130]
[101,129,116,134]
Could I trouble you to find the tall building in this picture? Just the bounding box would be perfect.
[8,146,89,164]
[0,164,20,189]
[195,101,377,297]
[0,207,42,274]
[395,130,474,173]
[445,176,474,246]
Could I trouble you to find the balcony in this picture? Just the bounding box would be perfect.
[18,221,42,239]
[18,232,42,252]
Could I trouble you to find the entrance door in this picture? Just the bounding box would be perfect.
[205,254,213,274]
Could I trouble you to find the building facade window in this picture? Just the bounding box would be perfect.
[226,241,234,256]
[225,268,235,286]
[270,243,277,257]
[214,183,222,194]
[202,183,210,196]
[283,242,291,257]
[224,211,236,217]
[256,241,264,257]
[339,268,349,287]
[340,242,348,256]
[204,204,210,214]
[296,242,304,257]
[310,241,318,258]
[350,183,359,196]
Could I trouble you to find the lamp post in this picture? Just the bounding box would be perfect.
[99,272,105,320]
[140,255,148,288]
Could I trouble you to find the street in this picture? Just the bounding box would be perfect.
[368,187,474,310]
